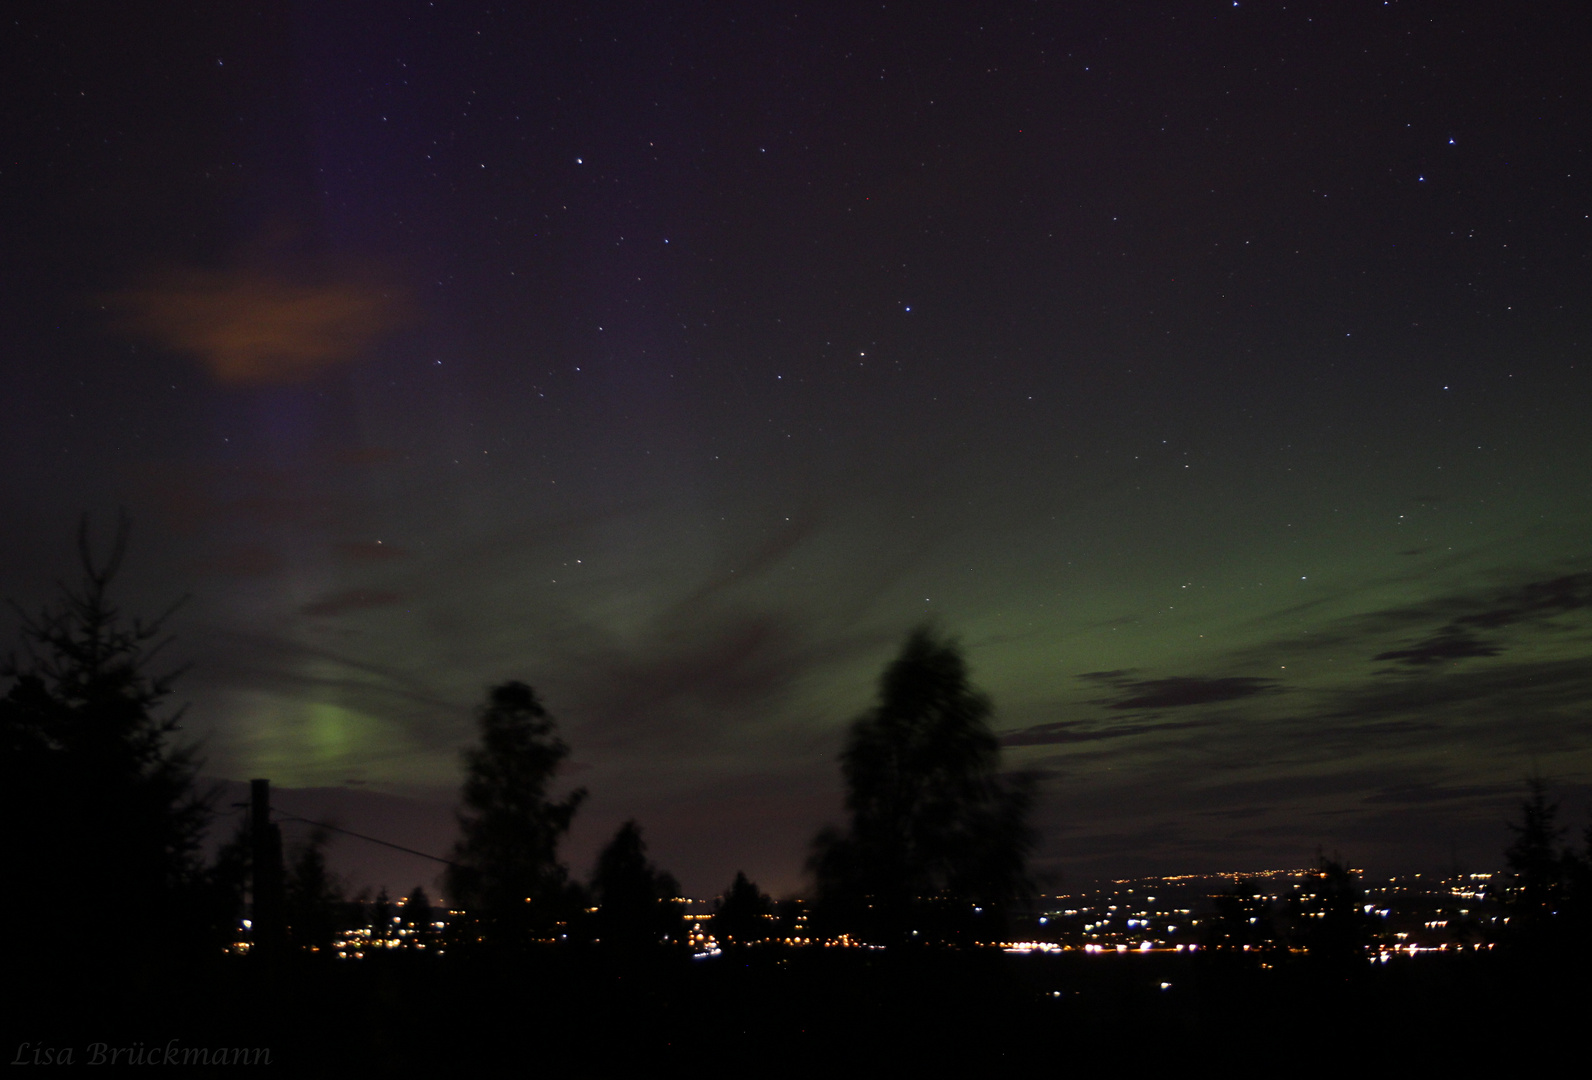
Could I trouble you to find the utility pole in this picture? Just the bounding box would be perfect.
[250,778,285,957]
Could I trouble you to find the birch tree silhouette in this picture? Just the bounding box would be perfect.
[809,625,1034,943]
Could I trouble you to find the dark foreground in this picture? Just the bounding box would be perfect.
[6,948,1585,1071]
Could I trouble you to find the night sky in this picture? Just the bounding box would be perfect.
[5,1,1591,898]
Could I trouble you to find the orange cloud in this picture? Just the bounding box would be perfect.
[115,263,405,385]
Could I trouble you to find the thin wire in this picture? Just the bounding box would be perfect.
[271,811,458,868]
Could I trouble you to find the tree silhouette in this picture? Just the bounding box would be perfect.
[208,815,254,948]
[808,624,1035,943]
[404,885,433,928]
[1292,855,1372,971]
[1205,877,1275,952]
[371,886,395,944]
[1501,778,1567,946]
[1563,818,1592,952]
[0,514,213,968]
[403,885,442,948]
[282,826,348,952]
[590,820,684,951]
[715,870,775,946]
[446,681,586,949]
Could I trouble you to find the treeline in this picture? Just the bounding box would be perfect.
[1202,856,1376,968]
[1194,780,1592,967]
[2,518,1587,973]
[0,521,1035,967]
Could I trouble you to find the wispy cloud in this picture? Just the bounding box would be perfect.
[301,588,405,617]
[1076,670,1281,711]
[1000,716,1215,747]
[1368,571,1592,667]
[1373,632,1502,665]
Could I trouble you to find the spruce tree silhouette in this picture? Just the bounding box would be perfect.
[1206,877,1275,952]
[0,514,213,970]
[404,885,436,939]
[1293,855,1372,973]
[1502,778,1567,947]
[808,624,1034,943]
[447,681,586,949]
[371,886,395,944]
[209,815,254,946]
[284,826,346,953]
[590,820,684,952]
[715,870,775,946]
[1564,823,1592,953]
